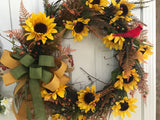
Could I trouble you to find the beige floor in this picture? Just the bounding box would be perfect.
[157,1,160,120]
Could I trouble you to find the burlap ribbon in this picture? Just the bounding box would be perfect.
[0,49,70,120]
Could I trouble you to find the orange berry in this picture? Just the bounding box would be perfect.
[37,42,41,45]
[9,34,13,38]
[64,97,66,100]
[19,51,24,55]
[58,10,62,13]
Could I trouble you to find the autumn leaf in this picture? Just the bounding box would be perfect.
[4,29,24,41]
[137,73,149,104]
[121,47,138,77]
[117,50,125,65]
[19,0,31,26]
[57,45,76,59]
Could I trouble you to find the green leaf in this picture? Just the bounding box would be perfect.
[11,48,26,60]
[111,67,122,83]
[0,105,6,113]
[114,89,127,99]
[29,79,47,120]
[133,39,140,47]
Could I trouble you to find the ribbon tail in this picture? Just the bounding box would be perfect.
[26,104,32,120]
[29,79,47,120]
[12,78,27,120]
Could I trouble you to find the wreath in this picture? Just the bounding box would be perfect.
[0,0,153,120]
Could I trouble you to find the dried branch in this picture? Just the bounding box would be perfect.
[80,67,107,84]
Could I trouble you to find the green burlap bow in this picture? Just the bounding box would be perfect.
[10,53,55,120]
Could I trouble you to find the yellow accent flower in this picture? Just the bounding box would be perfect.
[138,45,153,62]
[110,0,136,24]
[23,12,57,44]
[41,86,67,101]
[78,114,88,120]
[114,69,140,92]
[86,0,109,13]
[65,18,90,42]
[103,33,125,50]
[112,97,137,119]
[77,85,100,113]
[51,114,66,120]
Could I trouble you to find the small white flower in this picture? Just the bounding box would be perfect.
[1,97,12,115]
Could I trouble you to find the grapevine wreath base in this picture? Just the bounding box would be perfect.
[0,0,153,120]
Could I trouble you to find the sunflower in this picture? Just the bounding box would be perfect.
[137,45,153,62]
[102,33,125,50]
[77,85,100,113]
[65,18,90,42]
[110,0,136,24]
[112,97,137,119]
[51,114,66,120]
[41,86,67,101]
[23,12,57,44]
[114,69,140,92]
[86,0,109,13]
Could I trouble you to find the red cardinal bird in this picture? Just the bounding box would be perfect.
[113,24,143,38]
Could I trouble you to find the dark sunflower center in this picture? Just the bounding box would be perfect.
[140,48,147,54]
[91,0,100,5]
[120,4,129,16]
[84,93,95,104]
[111,39,115,43]
[123,75,134,83]
[74,22,84,33]
[120,102,129,111]
[34,23,47,34]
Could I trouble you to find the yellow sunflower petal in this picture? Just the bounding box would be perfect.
[91,85,95,93]
[26,33,35,40]
[120,111,125,119]
[111,0,117,6]
[47,34,54,40]
[83,19,90,24]
[57,89,65,98]
[41,36,47,44]
[65,24,74,30]
[52,93,57,100]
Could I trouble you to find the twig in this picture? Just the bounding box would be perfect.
[0,33,18,47]
[87,26,103,41]
[133,6,149,10]
[80,67,107,84]
[133,0,154,4]
[63,37,74,39]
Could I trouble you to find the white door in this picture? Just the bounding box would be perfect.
[0,0,156,120]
